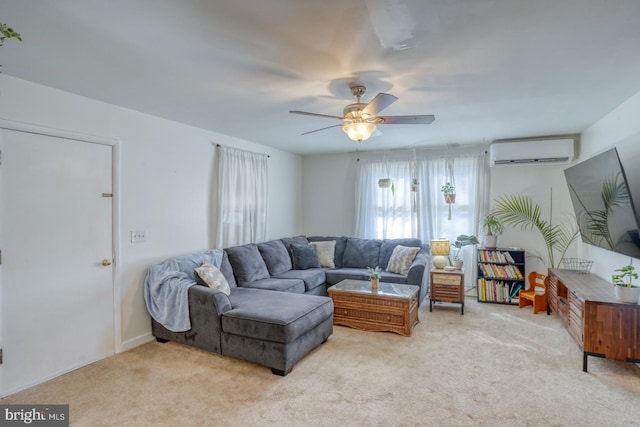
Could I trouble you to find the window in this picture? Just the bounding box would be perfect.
[215,145,268,247]
[355,151,488,286]
[355,159,417,239]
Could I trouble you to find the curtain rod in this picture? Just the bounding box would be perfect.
[214,143,270,158]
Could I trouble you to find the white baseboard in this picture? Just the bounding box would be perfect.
[119,332,154,353]
[1,334,153,398]
[1,353,111,398]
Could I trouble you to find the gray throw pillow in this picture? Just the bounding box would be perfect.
[290,243,320,270]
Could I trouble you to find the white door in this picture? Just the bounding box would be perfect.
[0,129,114,396]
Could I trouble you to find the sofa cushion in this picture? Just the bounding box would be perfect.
[386,245,421,275]
[237,277,305,293]
[290,243,320,270]
[273,268,326,292]
[219,251,237,288]
[195,262,231,295]
[226,244,270,283]
[324,268,411,286]
[280,235,309,251]
[324,268,370,285]
[309,240,336,268]
[308,236,348,267]
[342,237,382,269]
[258,240,292,276]
[379,238,422,268]
[223,288,333,343]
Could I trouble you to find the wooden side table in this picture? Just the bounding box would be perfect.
[430,269,465,315]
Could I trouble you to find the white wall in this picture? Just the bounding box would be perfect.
[301,152,358,236]
[0,75,302,351]
[489,162,577,274]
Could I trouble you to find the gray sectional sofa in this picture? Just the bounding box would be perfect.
[146,235,430,375]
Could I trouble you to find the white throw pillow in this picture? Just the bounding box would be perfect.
[309,240,336,268]
[195,262,231,295]
[386,245,420,275]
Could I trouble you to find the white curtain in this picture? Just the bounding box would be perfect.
[355,158,418,239]
[215,146,268,248]
[420,153,489,287]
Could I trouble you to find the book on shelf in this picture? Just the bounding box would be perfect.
[478,263,523,280]
[509,282,524,302]
[478,250,517,264]
[477,278,518,303]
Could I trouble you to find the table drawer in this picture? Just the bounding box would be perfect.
[333,306,404,326]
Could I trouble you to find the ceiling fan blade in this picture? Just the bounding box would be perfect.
[378,115,435,125]
[301,124,343,135]
[289,110,344,120]
[362,93,398,116]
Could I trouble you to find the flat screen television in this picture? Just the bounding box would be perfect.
[564,147,640,259]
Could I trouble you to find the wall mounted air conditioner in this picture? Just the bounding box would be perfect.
[489,138,575,166]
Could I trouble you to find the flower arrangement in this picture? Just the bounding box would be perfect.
[367,266,382,280]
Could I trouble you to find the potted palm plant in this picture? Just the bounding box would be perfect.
[481,214,503,249]
[491,193,578,268]
[612,265,640,304]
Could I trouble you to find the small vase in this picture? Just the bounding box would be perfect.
[453,259,464,270]
[371,278,378,290]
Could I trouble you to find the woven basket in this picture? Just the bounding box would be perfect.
[562,258,593,274]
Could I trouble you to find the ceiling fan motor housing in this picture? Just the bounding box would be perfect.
[343,103,369,121]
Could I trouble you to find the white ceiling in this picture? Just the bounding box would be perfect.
[3,0,640,155]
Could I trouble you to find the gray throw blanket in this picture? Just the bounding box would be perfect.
[144,249,223,332]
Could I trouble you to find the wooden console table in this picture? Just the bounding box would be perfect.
[548,269,640,372]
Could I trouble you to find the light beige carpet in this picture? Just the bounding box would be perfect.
[3,298,640,426]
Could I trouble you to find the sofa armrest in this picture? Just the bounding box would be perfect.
[407,250,430,306]
[152,285,231,354]
[188,285,232,317]
[406,250,429,287]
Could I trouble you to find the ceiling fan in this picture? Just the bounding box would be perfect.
[289,83,435,143]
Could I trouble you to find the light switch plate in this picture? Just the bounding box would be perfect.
[131,230,147,243]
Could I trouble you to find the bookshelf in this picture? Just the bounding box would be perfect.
[476,248,525,305]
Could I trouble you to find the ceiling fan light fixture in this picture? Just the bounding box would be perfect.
[342,121,376,143]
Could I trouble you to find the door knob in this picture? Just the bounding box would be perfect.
[102,259,112,266]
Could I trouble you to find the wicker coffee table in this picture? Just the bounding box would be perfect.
[327,279,419,336]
